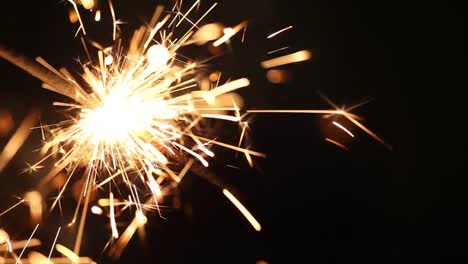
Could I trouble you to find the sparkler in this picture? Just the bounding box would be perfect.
[0,0,389,261]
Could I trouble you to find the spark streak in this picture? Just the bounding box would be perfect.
[332,121,354,137]
[267,25,293,39]
[0,199,25,217]
[110,192,119,238]
[223,189,261,232]
[261,50,312,69]
[47,227,62,263]
[325,138,349,151]
[15,224,39,264]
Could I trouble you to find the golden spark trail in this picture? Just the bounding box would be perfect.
[261,50,312,68]
[267,25,293,39]
[0,199,25,217]
[47,227,62,263]
[15,224,39,264]
[332,121,354,137]
[223,189,261,232]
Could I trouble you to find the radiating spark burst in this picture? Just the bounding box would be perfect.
[0,0,390,260]
[0,0,263,254]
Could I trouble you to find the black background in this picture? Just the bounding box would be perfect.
[0,0,464,263]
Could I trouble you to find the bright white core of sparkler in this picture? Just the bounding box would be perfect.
[77,89,176,144]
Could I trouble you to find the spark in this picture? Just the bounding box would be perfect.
[213,21,247,47]
[175,0,201,27]
[16,224,39,264]
[267,46,289,55]
[80,0,95,10]
[247,109,389,148]
[325,138,349,151]
[247,109,347,115]
[21,162,45,174]
[67,0,86,35]
[242,24,248,43]
[0,109,40,172]
[109,0,117,41]
[0,199,25,217]
[94,10,101,22]
[223,189,261,232]
[1,256,96,264]
[56,244,79,263]
[109,211,147,259]
[261,50,312,69]
[110,192,119,238]
[201,114,240,122]
[343,112,391,150]
[332,121,355,137]
[9,9,259,231]
[267,25,293,39]
[47,227,62,263]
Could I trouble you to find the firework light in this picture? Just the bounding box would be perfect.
[0,0,389,262]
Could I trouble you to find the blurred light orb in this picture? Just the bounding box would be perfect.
[68,9,79,24]
[0,109,14,136]
[192,23,224,45]
[80,0,95,10]
[147,44,170,68]
[91,205,103,215]
[266,69,289,84]
[0,229,9,244]
[104,55,113,65]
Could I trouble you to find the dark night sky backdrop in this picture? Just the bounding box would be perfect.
[0,0,464,263]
